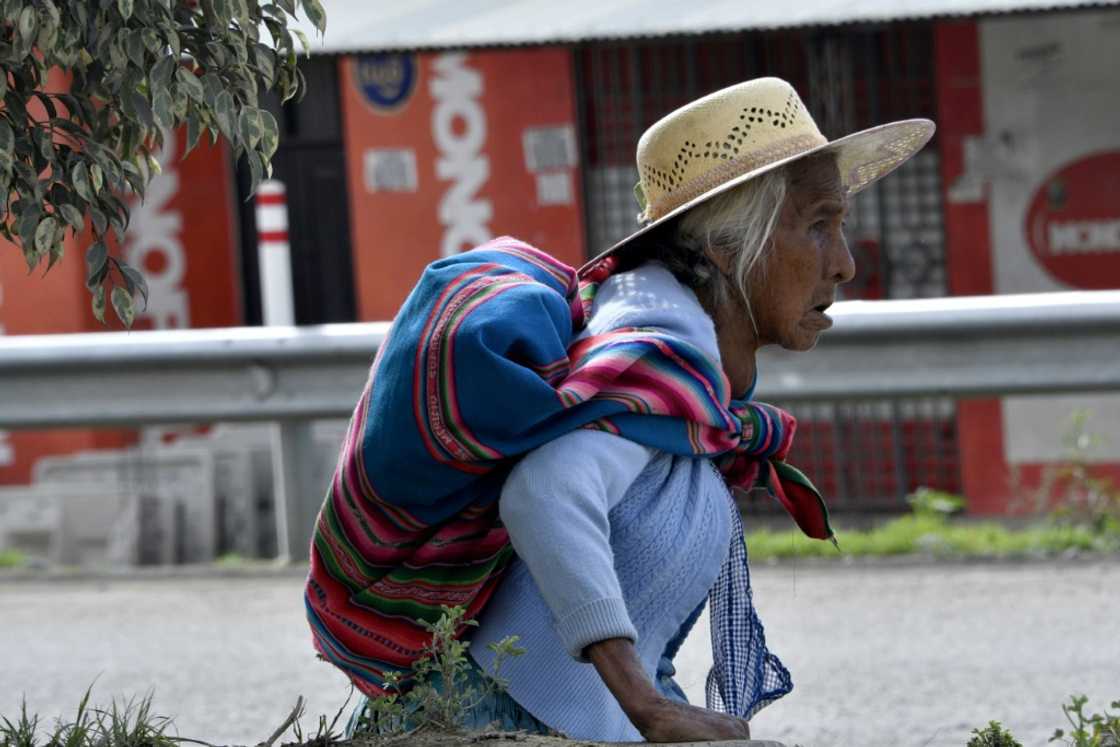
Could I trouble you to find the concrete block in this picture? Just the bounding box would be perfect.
[34,447,216,563]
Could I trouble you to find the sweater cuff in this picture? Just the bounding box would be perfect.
[554,597,638,661]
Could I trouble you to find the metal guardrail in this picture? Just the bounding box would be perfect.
[2,291,1119,429]
[3,291,1118,561]
[760,291,1120,401]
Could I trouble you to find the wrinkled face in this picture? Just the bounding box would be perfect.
[748,154,855,352]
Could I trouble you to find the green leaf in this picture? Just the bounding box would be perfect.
[73,162,94,202]
[300,0,326,33]
[292,28,310,57]
[17,205,40,251]
[253,44,276,87]
[118,0,134,20]
[0,120,13,171]
[259,109,279,159]
[214,90,236,143]
[153,90,173,128]
[17,6,37,43]
[141,29,162,56]
[33,126,54,162]
[47,228,65,271]
[59,203,85,230]
[131,91,155,129]
[119,263,149,309]
[40,0,60,25]
[109,36,129,70]
[238,107,262,149]
[120,160,147,198]
[35,11,58,50]
[90,163,103,194]
[91,285,106,324]
[172,90,189,120]
[85,241,108,289]
[231,36,249,67]
[209,0,231,25]
[176,67,205,102]
[126,30,147,68]
[246,146,263,194]
[151,55,177,90]
[22,244,42,273]
[185,109,203,155]
[89,206,108,236]
[34,217,56,255]
[201,73,224,109]
[111,285,136,327]
[225,0,247,27]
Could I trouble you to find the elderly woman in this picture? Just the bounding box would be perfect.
[306,77,933,742]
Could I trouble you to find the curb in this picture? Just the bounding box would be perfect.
[0,561,309,584]
[2,552,1118,585]
[755,550,1120,570]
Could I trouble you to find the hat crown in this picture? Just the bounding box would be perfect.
[635,77,827,222]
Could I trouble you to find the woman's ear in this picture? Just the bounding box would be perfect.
[703,238,772,288]
[702,244,736,278]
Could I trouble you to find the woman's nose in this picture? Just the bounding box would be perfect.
[832,234,856,285]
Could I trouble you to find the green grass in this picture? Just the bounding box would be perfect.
[0,688,179,747]
[746,514,1120,561]
[0,550,27,569]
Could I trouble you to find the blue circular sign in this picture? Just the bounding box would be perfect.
[354,53,417,112]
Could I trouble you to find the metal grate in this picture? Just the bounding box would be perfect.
[575,25,961,511]
[755,398,962,513]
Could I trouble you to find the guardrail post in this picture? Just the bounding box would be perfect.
[273,419,318,562]
[256,181,318,562]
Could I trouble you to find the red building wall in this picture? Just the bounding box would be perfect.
[338,47,587,321]
[935,14,1120,513]
[0,124,242,484]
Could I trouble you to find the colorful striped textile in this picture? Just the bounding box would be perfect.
[306,237,832,696]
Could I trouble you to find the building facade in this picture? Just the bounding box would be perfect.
[2,5,1118,518]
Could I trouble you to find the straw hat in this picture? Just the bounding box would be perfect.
[580,77,935,274]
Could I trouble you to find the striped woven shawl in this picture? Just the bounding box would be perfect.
[305,238,832,696]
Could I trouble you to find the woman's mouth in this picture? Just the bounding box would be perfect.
[805,302,833,329]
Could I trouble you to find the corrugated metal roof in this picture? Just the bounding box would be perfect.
[291,0,1118,53]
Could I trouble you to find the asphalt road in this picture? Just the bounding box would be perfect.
[2,561,1117,747]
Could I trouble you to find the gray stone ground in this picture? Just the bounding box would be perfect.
[1,561,1117,747]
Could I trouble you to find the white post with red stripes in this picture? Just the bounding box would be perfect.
[255,180,295,326]
[255,179,312,562]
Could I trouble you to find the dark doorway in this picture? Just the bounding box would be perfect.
[236,57,357,325]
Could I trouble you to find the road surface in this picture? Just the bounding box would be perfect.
[2,560,1117,747]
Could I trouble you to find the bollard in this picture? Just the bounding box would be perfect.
[255,180,315,563]
[255,180,295,327]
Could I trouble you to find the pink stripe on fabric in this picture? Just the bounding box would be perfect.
[432,277,526,463]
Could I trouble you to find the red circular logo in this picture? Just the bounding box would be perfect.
[1024,151,1120,289]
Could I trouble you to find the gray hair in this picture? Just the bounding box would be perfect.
[663,168,788,311]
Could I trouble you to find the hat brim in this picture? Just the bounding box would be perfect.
[577,118,936,278]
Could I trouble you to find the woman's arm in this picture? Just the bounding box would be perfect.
[586,638,752,742]
[499,429,652,659]
[500,431,753,742]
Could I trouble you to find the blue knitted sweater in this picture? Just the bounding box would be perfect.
[468,263,735,740]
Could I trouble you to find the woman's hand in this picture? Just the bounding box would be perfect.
[631,697,752,742]
[584,637,751,742]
